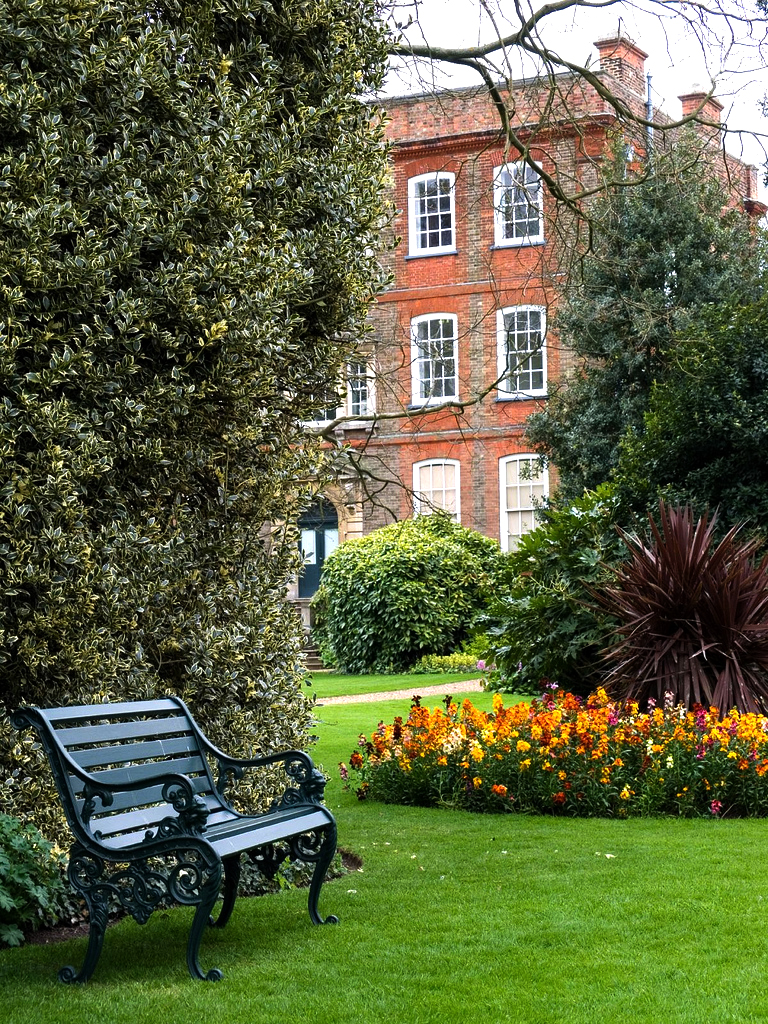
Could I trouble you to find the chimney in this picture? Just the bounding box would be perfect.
[594,36,648,96]
[678,87,724,147]
[678,87,724,126]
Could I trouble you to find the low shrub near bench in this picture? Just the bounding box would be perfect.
[342,687,768,818]
[0,813,66,947]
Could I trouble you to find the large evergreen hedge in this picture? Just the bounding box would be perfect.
[0,0,389,842]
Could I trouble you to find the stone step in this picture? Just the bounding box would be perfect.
[301,638,325,672]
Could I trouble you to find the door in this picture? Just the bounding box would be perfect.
[298,500,339,598]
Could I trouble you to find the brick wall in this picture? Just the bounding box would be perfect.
[347,35,763,547]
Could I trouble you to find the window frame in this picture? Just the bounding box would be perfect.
[410,313,460,407]
[492,161,544,248]
[498,454,548,551]
[407,171,456,257]
[346,358,374,418]
[413,458,461,521]
[496,305,547,398]
[309,360,376,424]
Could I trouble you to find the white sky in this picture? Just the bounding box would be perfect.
[383,0,768,197]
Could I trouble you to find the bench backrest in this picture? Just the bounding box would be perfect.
[15,698,229,852]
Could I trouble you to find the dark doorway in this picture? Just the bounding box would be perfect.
[298,499,339,598]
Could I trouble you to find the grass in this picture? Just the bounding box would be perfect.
[307,669,484,699]
[4,688,768,1023]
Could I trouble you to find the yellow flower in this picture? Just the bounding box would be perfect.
[516,740,531,753]
[473,776,483,789]
[520,759,531,771]
[619,786,633,800]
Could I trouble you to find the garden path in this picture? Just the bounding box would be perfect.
[318,680,484,705]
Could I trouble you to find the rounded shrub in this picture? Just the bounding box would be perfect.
[312,514,506,673]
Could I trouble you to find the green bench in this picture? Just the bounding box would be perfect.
[11,696,338,982]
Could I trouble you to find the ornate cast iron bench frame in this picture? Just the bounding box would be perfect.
[12,697,338,982]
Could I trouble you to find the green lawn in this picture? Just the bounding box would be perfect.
[4,688,768,1024]
[307,669,485,699]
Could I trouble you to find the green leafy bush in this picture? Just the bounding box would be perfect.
[0,0,388,844]
[313,515,507,674]
[486,486,625,696]
[0,814,65,947]
[411,652,482,674]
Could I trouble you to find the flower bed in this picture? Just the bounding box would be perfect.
[340,688,768,817]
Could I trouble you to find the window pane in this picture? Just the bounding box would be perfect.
[412,174,454,251]
[301,529,316,564]
[324,529,339,560]
[414,460,459,520]
[500,307,545,395]
[501,457,546,549]
[495,163,542,244]
[348,360,369,416]
[413,316,457,401]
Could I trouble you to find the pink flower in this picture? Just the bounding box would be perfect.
[709,800,723,817]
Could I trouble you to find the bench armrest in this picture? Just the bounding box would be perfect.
[75,764,209,838]
[198,739,327,807]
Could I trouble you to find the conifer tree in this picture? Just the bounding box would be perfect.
[526,141,763,500]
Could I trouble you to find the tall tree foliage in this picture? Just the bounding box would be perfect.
[612,298,768,535]
[526,140,763,501]
[0,0,389,835]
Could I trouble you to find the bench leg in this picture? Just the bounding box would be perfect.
[58,846,111,984]
[186,899,224,981]
[305,823,340,927]
[58,883,110,984]
[210,855,241,929]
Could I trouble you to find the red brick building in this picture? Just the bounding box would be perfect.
[290,35,763,621]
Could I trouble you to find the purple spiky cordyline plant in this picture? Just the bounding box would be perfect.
[600,502,768,715]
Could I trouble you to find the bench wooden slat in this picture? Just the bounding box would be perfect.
[92,803,241,847]
[56,715,193,748]
[72,735,201,769]
[95,805,331,855]
[84,754,209,788]
[42,699,182,723]
[82,791,224,836]
[207,808,333,858]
